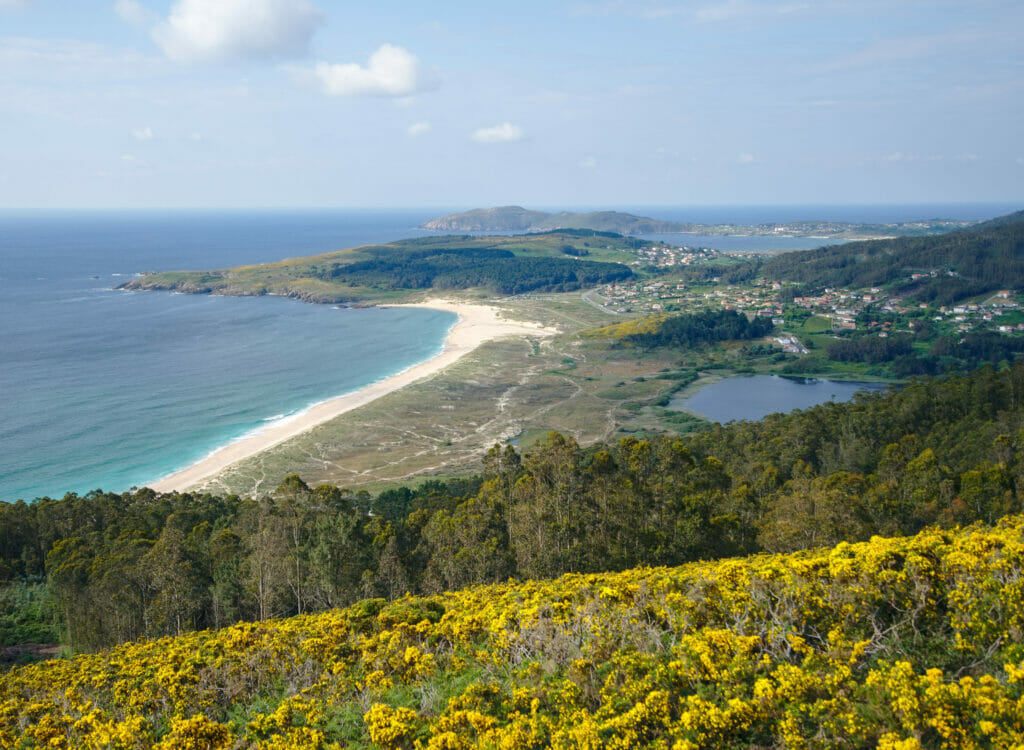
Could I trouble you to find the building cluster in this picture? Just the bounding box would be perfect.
[590,254,1024,342]
[774,334,809,354]
[793,285,1023,336]
[931,294,1023,334]
[597,280,783,317]
[627,244,720,269]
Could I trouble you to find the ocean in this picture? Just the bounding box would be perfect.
[0,204,1016,501]
[0,209,456,501]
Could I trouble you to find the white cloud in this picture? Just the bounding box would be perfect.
[574,0,811,23]
[578,155,597,168]
[471,122,525,144]
[815,29,1010,74]
[153,0,324,63]
[407,121,430,137]
[120,153,153,169]
[694,0,754,23]
[315,44,430,97]
[114,0,150,26]
[132,126,154,141]
[0,38,161,91]
[737,152,756,164]
[880,152,944,164]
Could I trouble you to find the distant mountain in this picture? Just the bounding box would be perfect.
[762,208,1024,305]
[422,206,975,238]
[421,206,684,234]
[421,206,550,232]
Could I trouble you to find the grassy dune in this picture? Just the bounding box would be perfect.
[190,295,703,497]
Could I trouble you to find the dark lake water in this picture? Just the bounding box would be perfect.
[670,375,889,423]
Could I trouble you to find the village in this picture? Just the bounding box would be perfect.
[589,252,1024,347]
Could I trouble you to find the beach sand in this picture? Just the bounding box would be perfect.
[147,299,555,493]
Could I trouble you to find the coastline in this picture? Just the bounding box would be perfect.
[147,299,556,493]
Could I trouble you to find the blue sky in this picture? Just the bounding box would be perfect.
[1,0,1022,208]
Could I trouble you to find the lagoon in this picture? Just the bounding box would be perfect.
[671,375,889,423]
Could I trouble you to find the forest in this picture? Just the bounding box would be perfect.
[825,333,915,364]
[824,330,1024,376]
[759,209,1024,303]
[317,246,633,295]
[622,308,774,348]
[3,362,1024,653]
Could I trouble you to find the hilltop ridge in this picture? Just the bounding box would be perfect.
[422,205,975,238]
[761,207,1024,304]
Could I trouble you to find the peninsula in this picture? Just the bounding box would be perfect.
[422,205,974,238]
[119,230,641,304]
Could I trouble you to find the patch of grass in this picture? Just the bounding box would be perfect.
[655,410,711,432]
[800,314,834,334]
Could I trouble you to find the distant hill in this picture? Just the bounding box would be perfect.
[422,205,975,238]
[421,206,551,232]
[422,206,685,234]
[762,208,1024,304]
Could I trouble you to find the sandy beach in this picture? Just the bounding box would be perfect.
[147,300,555,493]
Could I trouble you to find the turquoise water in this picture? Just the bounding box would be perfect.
[0,210,454,501]
[671,375,888,423]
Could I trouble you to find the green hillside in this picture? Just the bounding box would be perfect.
[763,209,1024,304]
[120,231,640,304]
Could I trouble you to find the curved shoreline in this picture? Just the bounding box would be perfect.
[147,299,556,493]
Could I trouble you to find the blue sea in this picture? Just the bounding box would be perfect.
[0,209,456,501]
[0,204,1016,501]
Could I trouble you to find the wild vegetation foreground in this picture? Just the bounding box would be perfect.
[2,517,1024,748]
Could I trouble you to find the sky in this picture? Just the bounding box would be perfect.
[0,0,1022,208]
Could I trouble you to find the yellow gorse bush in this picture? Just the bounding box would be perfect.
[3,517,1024,748]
